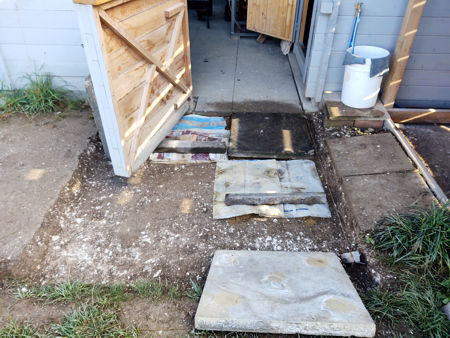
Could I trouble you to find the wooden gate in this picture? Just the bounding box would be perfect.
[74,0,192,177]
[247,0,298,41]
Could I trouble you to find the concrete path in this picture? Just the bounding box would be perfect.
[0,113,96,269]
[327,133,435,231]
[189,0,301,113]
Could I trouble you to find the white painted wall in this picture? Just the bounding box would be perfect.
[0,0,89,93]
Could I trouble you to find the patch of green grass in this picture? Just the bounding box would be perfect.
[364,273,449,337]
[167,284,181,299]
[15,281,94,303]
[14,281,134,306]
[365,204,450,337]
[13,279,185,305]
[0,73,82,116]
[51,304,138,337]
[371,204,449,273]
[0,321,41,337]
[185,279,203,301]
[363,287,400,322]
[131,280,165,300]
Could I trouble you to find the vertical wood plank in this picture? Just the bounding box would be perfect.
[128,64,156,164]
[181,6,192,88]
[165,10,184,66]
[247,0,297,41]
[381,0,427,108]
[299,0,310,43]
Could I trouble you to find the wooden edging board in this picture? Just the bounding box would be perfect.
[388,108,450,124]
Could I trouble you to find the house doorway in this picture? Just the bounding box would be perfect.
[292,0,316,83]
[187,0,302,113]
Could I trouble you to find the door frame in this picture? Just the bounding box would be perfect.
[292,0,319,84]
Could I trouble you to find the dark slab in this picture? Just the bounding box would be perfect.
[327,133,414,177]
[228,113,314,159]
[342,171,435,232]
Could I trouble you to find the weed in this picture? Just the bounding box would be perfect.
[168,284,181,299]
[15,281,91,303]
[371,204,449,273]
[185,279,203,301]
[105,283,132,303]
[366,204,450,336]
[0,321,41,337]
[0,73,81,116]
[364,273,449,337]
[132,280,164,300]
[363,287,401,322]
[51,304,138,337]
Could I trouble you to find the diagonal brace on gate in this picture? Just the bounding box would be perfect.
[97,7,188,94]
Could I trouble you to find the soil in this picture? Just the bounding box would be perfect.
[0,112,96,269]
[11,134,353,287]
[401,124,450,195]
[120,298,197,336]
[2,111,394,336]
[0,290,70,329]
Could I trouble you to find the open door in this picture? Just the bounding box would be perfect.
[246,0,298,41]
[74,0,192,177]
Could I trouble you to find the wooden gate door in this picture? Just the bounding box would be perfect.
[74,0,192,177]
[247,0,298,41]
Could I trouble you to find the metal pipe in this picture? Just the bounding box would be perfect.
[384,117,448,205]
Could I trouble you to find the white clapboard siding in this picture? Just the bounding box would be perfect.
[304,0,409,98]
[306,0,450,108]
[396,0,450,108]
[0,0,88,93]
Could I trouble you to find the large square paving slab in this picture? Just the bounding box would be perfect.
[195,250,376,337]
[342,171,435,231]
[327,133,414,177]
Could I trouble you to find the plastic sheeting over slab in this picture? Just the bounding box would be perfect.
[150,114,229,163]
[213,160,331,219]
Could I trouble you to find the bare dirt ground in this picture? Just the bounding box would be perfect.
[11,136,353,286]
[0,113,96,269]
[402,124,450,195]
[2,111,397,336]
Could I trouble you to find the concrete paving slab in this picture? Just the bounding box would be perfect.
[195,250,376,336]
[0,113,96,268]
[342,171,435,231]
[327,133,414,177]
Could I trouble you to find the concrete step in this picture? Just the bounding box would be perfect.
[323,92,388,129]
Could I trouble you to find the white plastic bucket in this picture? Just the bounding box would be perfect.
[341,46,390,109]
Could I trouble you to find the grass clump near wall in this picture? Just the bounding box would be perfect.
[364,204,450,337]
[0,73,82,116]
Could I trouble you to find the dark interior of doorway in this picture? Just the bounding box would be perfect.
[299,0,315,54]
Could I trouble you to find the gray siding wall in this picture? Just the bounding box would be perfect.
[311,0,450,108]
[396,0,450,108]
[321,0,409,92]
[0,0,89,93]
